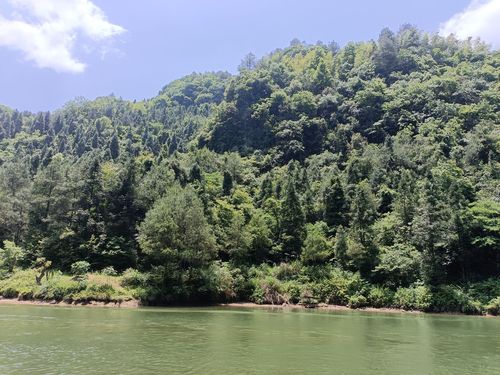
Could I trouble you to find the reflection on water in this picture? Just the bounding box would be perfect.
[0,305,499,374]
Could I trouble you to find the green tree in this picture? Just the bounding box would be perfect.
[247,209,275,263]
[411,182,458,285]
[301,222,332,264]
[0,161,32,243]
[374,28,398,77]
[279,180,305,260]
[109,133,120,160]
[0,241,24,273]
[323,176,347,230]
[334,226,349,268]
[138,185,216,302]
[222,170,233,196]
[347,181,378,274]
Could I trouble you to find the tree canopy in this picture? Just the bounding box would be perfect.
[0,26,498,305]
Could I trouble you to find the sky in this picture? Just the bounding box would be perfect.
[0,0,498,112]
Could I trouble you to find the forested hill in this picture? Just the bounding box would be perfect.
[0,26,499,310]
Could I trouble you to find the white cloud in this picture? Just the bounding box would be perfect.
[439,0,500,49]
[0,0,125,73]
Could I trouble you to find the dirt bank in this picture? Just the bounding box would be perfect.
[0,296,140,308]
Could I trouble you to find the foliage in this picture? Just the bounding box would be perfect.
[347,294,368,309]
[0,27,498,309]
[120,268,148,288]
[100,266,118,276]
[430,285,483,314]
[0,241,24,273]
[71,261,91,277]
[301,222,332,264]
[485,297,500,316]
[367,286,394,308]
[373,244,422,287]
[315,268,368,305]
[0,269,39,299]
[0,269,137,303]
[393,285,432,311]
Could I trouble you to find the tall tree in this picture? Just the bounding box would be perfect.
[279,180,305,260]
[323,176,347,231]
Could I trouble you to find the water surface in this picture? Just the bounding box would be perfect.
[0,305,499,374]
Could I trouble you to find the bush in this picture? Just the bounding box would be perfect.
[431,285,483,314]
[394,285,432,311]
[315,268,368,305]
[283,280,305,304]
[71,261,90,277]
[272,261,302,281]
[72,283,115,302]
[368,286,394,308]
[467,279,500,304]
[0,269,135,303]
[301,222,332,264]
[485,297,500,316]
[251,276,287,304]
[0,269,38,299]
[348,294,368,309]
[0,241,24,273]
[34,274,85,301]
[120,268,147,288]
[71,282,132,303]
[373,243,421,287]
[100,266,118,276]
[205,262,245,302]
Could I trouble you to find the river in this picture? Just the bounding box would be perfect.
[0,304,499,374]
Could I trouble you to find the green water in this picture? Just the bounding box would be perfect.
[0,305,499,374]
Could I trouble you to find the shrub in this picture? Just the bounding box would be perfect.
[373,243,421,287]
[431,285,483,314]
[251,276,287,304]
[34,274,85,301]
[394,285,432,311]
[72,283,118,303]
[348,294,368,309]
[485,297,500,316]
[0,269,38,299]
[315,268,368,305]
[467,279,500,304]
[248,264,304,305]
[120,268,147,288]
[283,280,305,304]
[71,261,90,277]
[368,286,394,308]
[272,261,302,281]
[100,266,118,276]
[301,222,332,264]
[0,241,24,273]
[205,261,245,302]
[299,288,319,306]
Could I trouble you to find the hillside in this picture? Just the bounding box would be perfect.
[0,26,499,312]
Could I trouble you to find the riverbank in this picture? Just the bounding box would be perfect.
[0,296,139,308]
[2,297,498,317]
[1,268,499,316]
[0,297,429,314]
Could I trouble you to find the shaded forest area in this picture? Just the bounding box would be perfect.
[0,26,499,313]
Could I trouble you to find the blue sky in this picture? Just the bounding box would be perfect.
[0,0,497,112]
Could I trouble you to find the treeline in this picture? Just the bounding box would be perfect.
[0,26,499,312]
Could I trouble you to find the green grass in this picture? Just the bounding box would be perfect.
[0,269,139,304]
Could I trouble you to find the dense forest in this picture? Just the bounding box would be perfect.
[0,26,499,313]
